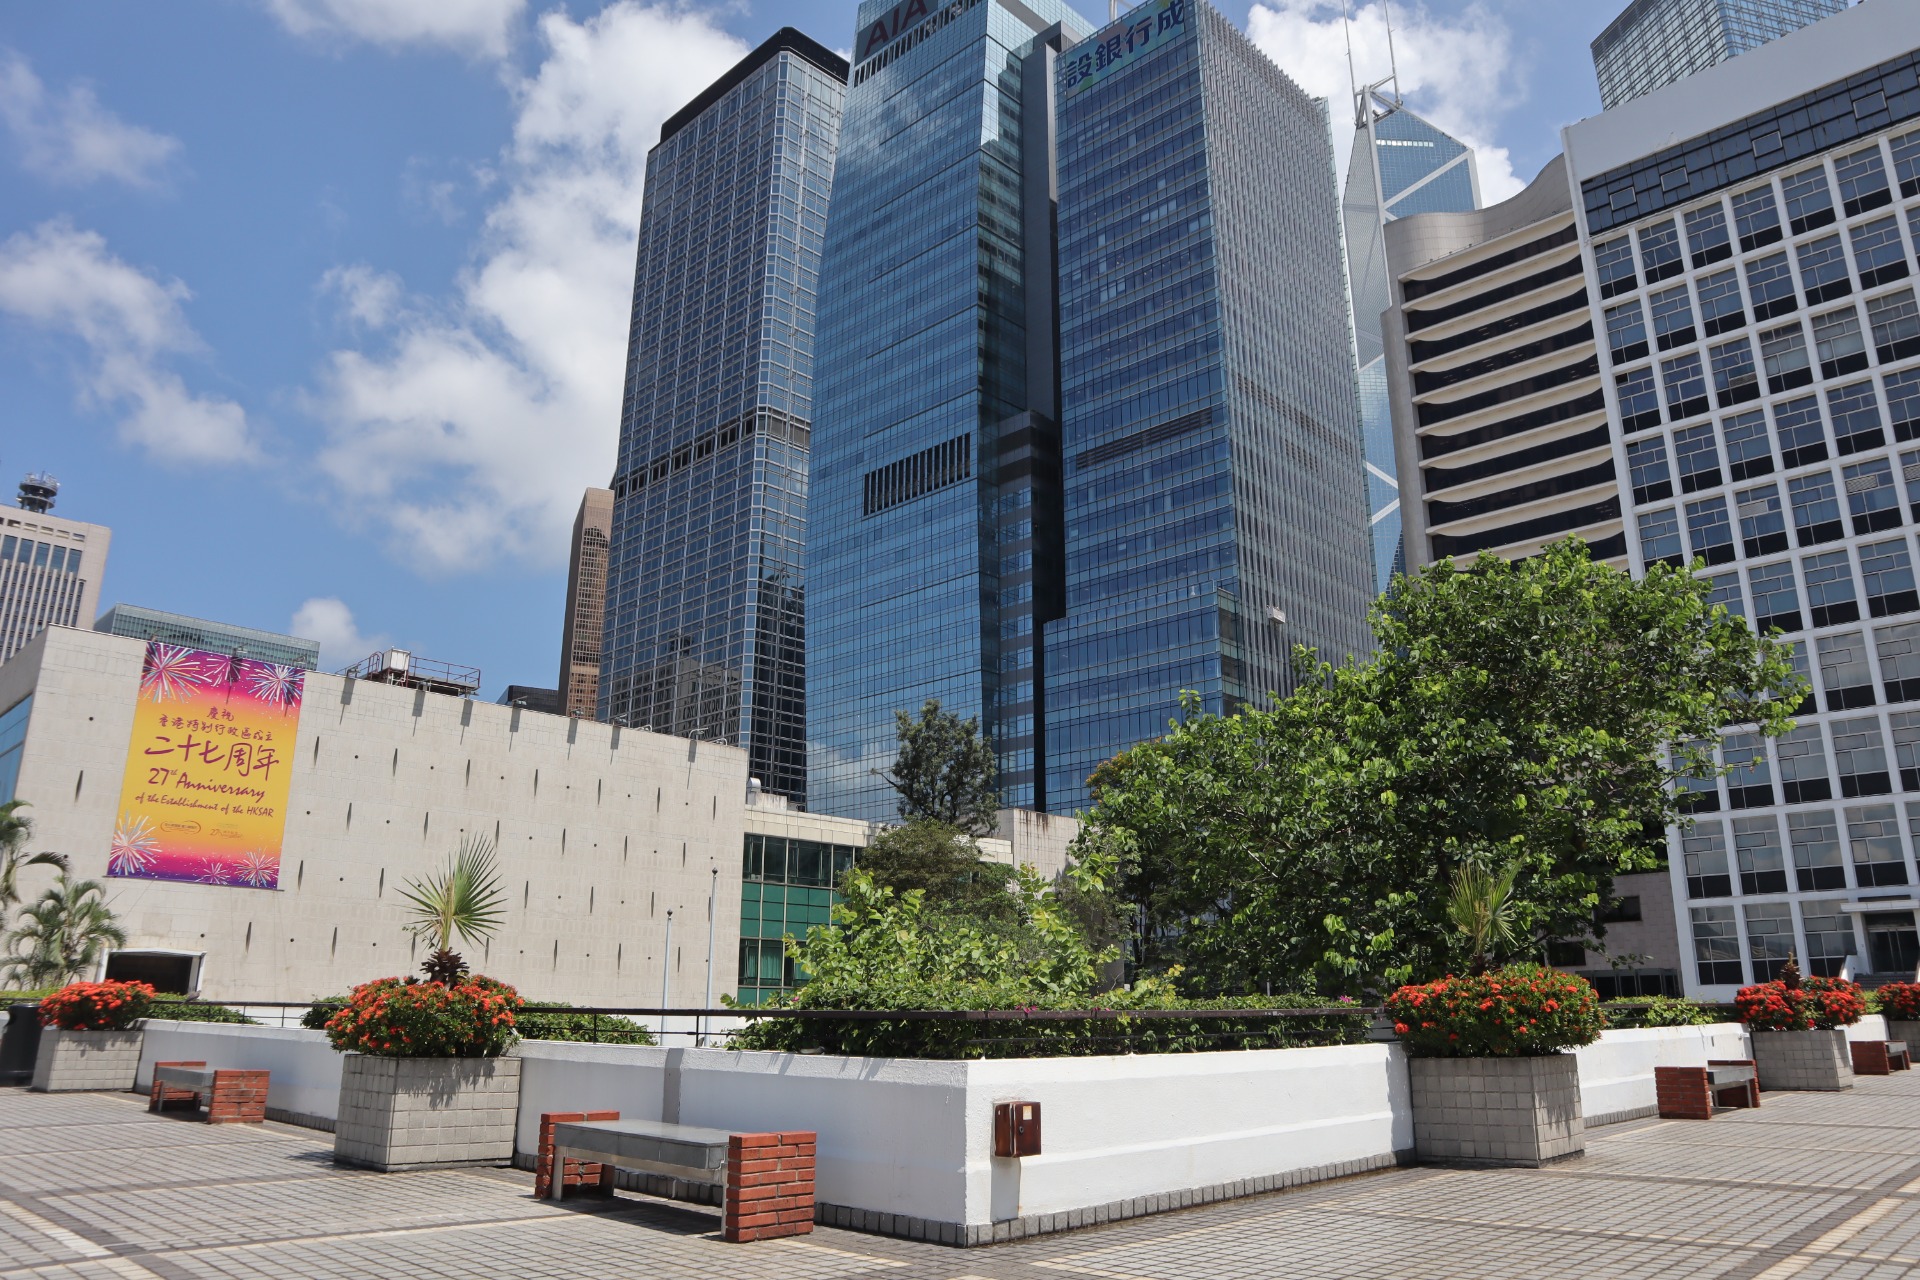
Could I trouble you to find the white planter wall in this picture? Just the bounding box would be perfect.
[137,1021,342,1127]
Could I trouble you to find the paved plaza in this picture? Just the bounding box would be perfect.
[2,1075,1920,1280]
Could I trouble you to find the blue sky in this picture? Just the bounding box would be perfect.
[0,0,1614,698]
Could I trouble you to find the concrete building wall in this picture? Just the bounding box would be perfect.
[0,626,754,1005]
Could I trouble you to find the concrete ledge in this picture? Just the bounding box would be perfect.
[1586,1104,1658,1127]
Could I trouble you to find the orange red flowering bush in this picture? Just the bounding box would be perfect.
[1734,976,1866,1031]
[322,975,522,1057]
[1878,981,1920,1021]
[1383,964,1602,1057]
[38,980,157,1030]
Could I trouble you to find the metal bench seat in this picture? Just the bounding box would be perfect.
[153,1064,218,1090]
[1707,1064,1757,1088]
[547,1118,732,1192]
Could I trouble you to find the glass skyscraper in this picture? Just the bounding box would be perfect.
[1591,0,1848,111]
[1041,0,1376,812]
[807,0,1092,819]
[1342,93,1480,591]
[599,30,846,804]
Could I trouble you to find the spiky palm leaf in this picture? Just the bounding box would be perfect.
[0,801,68,917]
[2,873,125,989]
[398,835,506,982]
[1447,856,1524,976]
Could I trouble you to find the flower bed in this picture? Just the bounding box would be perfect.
[1384,966,1602,1057]
[322,976,521,1058]
[1876,981,1920,1022]
[37,981,156,1031]
[1734,977,1866,1032]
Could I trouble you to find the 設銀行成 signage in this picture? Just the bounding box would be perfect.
[1064,0,1189,96]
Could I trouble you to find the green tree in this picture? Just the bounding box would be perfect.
[398,834,507,983]
[1079,540,1802,993]
[3,873,126,989]
[878,699,1000,836]
[855,819,1015,922]
[0,800,68,918]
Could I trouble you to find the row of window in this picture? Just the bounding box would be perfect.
[1638,457,1920,576]
[1682,804,1917,901]
[0,536,85,576]
[1689,898,1907,988]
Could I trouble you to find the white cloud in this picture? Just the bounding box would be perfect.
[320,264,405,327]
[0,50,180,187]
[262,0,528,59]
[291,597,385,669]
[1247,0,1528,204]
[0,221,255,463]
[303,3,745,572]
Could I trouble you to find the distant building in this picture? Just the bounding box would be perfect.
[559,488,612,718]
[1591,0,1848,111]
[498,684,562,715]
[0,474,109,667]
[96,604,321,670]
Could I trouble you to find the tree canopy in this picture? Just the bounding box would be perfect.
[1078,541,1803,994]
[853,819,1016,923]
[879,699,1000,836]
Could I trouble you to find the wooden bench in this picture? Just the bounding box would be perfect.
[1850,1040,1912,1075]
[1655,1060,1760,1119]
[148,1061,269,1124]
[536,1111,815,1243]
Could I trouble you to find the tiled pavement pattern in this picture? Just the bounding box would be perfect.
[3,1074,1920,1279]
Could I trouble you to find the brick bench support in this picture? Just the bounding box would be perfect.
[724,1131,816,1243]
[149,1062,270,1124]
[1850,1041,1907,1075]
[1656,1060,1760,1119]
[535,1111,621,1199]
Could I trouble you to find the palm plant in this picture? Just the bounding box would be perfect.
[399,835,506,984]
[2,873,125,989]
[0,800,68,918]
[1447,855,1524,977]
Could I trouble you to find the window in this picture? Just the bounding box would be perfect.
[1863,538,1920,617]
[1904,449,1920,517]
[1797,235,1852,305]
[1786,638,1815,711]
[1851,217,1910,288]
[1746,253,1798,321]
[1835,721,1893,798]
[1639,219,1683,282]
[1761,324,1813,394]
[1723,410,1774,480]
[1686,202,1732,266]
[1601,895,1643,923]
[1738,484,1789,556]
[1783,165,1836,234]
[1878,620,1920,702]
[1594,237,1635,299]
[1676,740,1721,813]
[1802,899,1856,976]
[1638,507,1683,566]
[1835,146,1893,216]
[1789,472,1844,546]
[1888,369,1920,442]
[1709,337,1760,407]
[1672,423,1721,492]
[1893,130,1920,198]
[1804,548,1860,626]
[1828,381,1885,456]
[1617,367,1661,433]
[1814,308,1869,379]
[1686,496,1735,566]
[1790,810,1848,891]
[1845,459,1903,536]
[1819,631,1877,711]
[1726,733,1775,809]
[1749,560,1802,632]
[1697,268,1745,337]
[1733,184,1783,250]
[1894,710,1920,786]
[1708,571,1746,618]
[1605,301,1649,363]
[1662,353,1708,419]
[1778,725,1833,804]
[1650,286,1697,351]
[1744,903,1796,979]
[1683,821,1731,897]
[1850,803,1907,884]
[1627,437,1673,503]
[1869,290,1920,363]
[0,696,27,806]
[1691,906,1744,986]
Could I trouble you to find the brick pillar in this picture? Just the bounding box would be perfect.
[535,1111,620,1199]
[205,1070,270,1124]
[1654,1066,1712,1119]
[148,1061,206,1113]
[1707,1059,1761,1108]
[723,1131,816,1243]
[1851,1041,1892,1075]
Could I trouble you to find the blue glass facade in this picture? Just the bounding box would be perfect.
[1592,0,1848,111]
[1042,0,1375,812]
[807,0,1091,819]
[600,32,846,804]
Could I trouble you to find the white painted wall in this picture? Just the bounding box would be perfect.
[1572,1023,1751,1121]
[135,1020,341,1124]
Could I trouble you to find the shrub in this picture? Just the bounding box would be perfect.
[1606,995,1722,1028]
[517,1004,654,1045]
[322,975,522,1057]
[1736,977,1867,1032]
[1384,965,1603,1057]
[300,997,345,1030]
[38,980,156,1030]
[1803,976,1867,1028]
[1877,981,1920,1021]
[148,1000,258,1026]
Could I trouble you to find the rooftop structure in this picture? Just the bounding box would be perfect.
[95,604,321,670]
[341,649,481,698]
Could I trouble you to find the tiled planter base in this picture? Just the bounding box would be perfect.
[1409,1053,1584,1168]
[1889,1019,1920,1049]
[1751,1028,1852,1091]
[333,1053,520,1171]
[30,1028,143,1092]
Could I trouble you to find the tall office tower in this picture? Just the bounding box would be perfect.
[559,487,612,719]
[0,475,109,666]
[599,30,846,805]
[1041,0,1376,813]
[1383,157,1625,569]
[807,0,1093,819]
[1591,0,1848,111]
[1344,85,1481,592]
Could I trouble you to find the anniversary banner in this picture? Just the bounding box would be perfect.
[108,640,305,890]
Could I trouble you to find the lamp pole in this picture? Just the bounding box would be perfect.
[661,909,673,1042]
[702,865,718,1046]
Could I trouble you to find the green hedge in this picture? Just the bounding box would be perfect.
[148,1000,259,1025]
[1603,995,1731,1028]
[299,995,652,1045]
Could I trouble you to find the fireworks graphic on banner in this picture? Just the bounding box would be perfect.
[236,851,280,888]
[109,814,161,876]
[245,663,304,710]
[140,644,214,703]
[197,861,232,885]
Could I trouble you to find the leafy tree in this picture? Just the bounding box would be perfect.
[878,699,1000,836]
[0,800,68,918]
[855,819,1015,922]
[398,835,506,983]
[2,874,126,989]
[1079,540,1802,994]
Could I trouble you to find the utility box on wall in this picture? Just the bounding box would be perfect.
[993,1100,1042,1157]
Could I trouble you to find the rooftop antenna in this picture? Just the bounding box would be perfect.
[1109,0,1145,20]
[17,473,57,515]
[1349,0,1405,129]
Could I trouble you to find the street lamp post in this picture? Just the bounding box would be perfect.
[702,865,718,1046]
[661,909,673,1042]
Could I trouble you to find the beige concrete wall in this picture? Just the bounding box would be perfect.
[2,627,752,1006]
